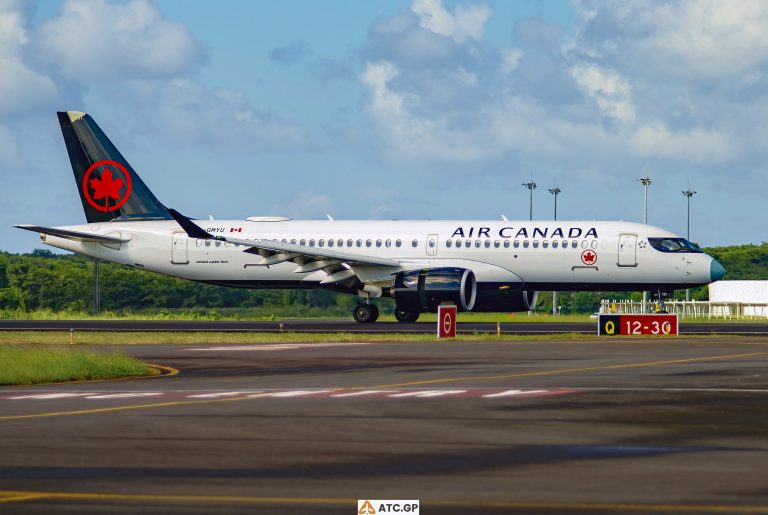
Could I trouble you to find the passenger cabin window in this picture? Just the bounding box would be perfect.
[552,240,559,248]
[494,240,500,248]
[484,240,491,248]
[513,240,520,248]
[474,240,481,248]
[465,240,471,248]
[328,239,334,247]
[412,239,418,247]
[446,240,453,248]
[542,240,549,248]
[366,239,372,247]
[347,239,353,247]
[648,238,703,253]
[532,240,539,248]
[385,239,391,248]
[523,240,529,248]
[571,240,578,248]
[319,239,325,247]
[356,239,362,247]
[503,240,510,248]
[309,239,315,246]
[300,239,306,245]
[396,239,402,247]
[376,239,382,247]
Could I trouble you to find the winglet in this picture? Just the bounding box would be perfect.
[168,208,214,239]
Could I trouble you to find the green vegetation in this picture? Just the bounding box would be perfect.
[0,345,155,385]
[0,331,596,345]
[0,243,765,318]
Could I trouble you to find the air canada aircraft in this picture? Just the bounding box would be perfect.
[15,112,726,322]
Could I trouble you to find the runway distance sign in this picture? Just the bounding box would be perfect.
[437,305,457,338]
[598,314,678,336]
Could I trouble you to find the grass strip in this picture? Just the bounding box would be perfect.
[0,346,156,385]
[0,331,752,346]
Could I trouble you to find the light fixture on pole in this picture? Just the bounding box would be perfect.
[548,186,561,221]
[682,188,697,302]
[637,176,652,313]
[522,181,537,221]
[549,185,562,316]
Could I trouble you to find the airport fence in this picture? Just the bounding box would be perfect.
[599,299,768,320]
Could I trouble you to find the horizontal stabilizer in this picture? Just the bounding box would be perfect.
[14,225,130,243]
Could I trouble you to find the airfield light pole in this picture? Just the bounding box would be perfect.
[93,258,100,314]
[682,189,697,302]
[549,186,562,316]
[638,176,652,313]
[522,181,537,221]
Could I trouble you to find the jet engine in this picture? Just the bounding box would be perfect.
[393,267,477,312]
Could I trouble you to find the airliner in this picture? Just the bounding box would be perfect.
[15,112,725,322]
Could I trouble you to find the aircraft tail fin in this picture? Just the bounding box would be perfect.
[57,111,172,223]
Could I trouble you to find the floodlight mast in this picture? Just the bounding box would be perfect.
[522,181,537,221]
[549,186,562,316]
[637,176,652,313]
[682,189,697,301]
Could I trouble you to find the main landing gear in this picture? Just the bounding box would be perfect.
[394,307,419,323]
[353,302,379,323]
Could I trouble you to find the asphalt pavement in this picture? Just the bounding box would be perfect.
[1,337,768,513]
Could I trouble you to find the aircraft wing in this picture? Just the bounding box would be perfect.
[168,209,401,288]
[14,225,130,244]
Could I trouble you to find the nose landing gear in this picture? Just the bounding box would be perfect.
[353,302,379,323]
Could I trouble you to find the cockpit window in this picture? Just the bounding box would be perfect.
[648,237,703,253]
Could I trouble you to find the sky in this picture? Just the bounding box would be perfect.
[1,0,766,253]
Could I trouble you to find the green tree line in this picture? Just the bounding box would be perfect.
[0,243,765,315]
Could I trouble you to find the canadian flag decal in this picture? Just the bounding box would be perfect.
[230,227,242,233]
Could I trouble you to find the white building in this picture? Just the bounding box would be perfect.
[708,281,768,317]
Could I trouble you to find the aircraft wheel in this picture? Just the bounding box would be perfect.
[394,308,419,323]
[353,303,378,323]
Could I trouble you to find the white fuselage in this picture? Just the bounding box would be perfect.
[39,219,717,292]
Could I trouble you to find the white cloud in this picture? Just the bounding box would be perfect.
[410,0,491,43]
[35,0,202,80]
[0,8,57,115]
[629,123,739,163]
[275,190,332,219]
[569,62,635,124]
[109,79,313,152]
[500,48,523,75]
[570,0,768,79]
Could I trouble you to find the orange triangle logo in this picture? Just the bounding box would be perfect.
[359,500,376,514]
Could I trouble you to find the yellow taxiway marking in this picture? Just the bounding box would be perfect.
[0,395,255,421]
[1,350,767,421]
[0,491,767,513]
[375,350,768,389]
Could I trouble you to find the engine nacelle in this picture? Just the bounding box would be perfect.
[393,267,477,312]
[473,289,538,312]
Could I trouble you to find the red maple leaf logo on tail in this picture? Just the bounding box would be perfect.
[89,169,125,211]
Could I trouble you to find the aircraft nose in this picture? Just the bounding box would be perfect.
[710,258,726,282]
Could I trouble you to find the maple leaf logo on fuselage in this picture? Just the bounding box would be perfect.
[89,169,125,211]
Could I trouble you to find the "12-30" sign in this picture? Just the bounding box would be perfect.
[598,314,678,336]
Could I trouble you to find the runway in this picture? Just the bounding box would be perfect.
[2,337,768,513]
[1,318,768,334]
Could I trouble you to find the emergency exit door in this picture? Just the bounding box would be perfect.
[171,232,189,264]
[618,234,637,267]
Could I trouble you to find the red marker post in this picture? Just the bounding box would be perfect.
[437,304,457,338]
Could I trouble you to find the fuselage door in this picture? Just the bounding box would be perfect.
[426,234,438,257]
[618,233,637,267]
[171,232,189,264]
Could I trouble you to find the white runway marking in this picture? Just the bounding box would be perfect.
[482,389,549,398]
[389,390,467,398]
[84,393,164,400]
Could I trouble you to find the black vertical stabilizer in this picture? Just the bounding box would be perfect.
[57,111,172,223]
